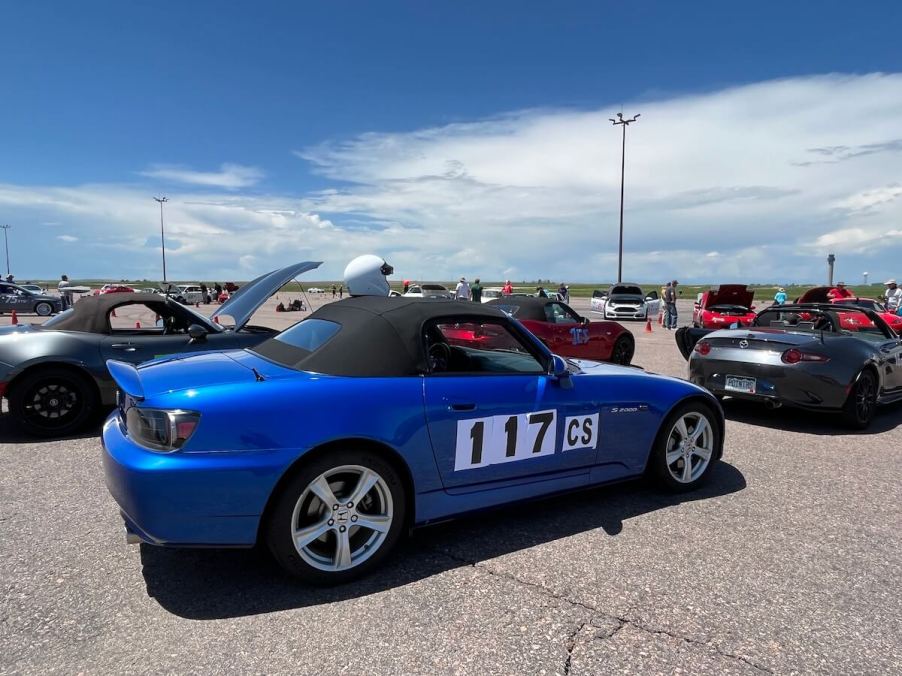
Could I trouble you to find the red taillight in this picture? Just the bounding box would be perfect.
[175,420,198,443]
[781,348,829,364]
[695,340,711,356]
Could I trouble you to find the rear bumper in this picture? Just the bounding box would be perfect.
[688,358,849,409]
[101,413,301,547]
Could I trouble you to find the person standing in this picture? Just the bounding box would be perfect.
[884,279,902,312]
[339,284,344,298]
[827,282,853,299]
[331,284,337,298]
[213,282,223,303]
[455,277,471,301]
[471,278,483,303]
[536,286,548,298]
[774,287,787,305]
[502,280,513,296]
[200,282,209,304]
[57,274,72,310]
[558,282,569,303]
[663,280,678,329]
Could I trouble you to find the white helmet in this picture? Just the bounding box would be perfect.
[343,255,394,296]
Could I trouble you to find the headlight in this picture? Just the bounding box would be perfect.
[125,407,200,452]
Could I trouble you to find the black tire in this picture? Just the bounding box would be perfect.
[265,448,407,584]
[8,366,98,437]
[610,335,634,366]
[34,301,53,316]
[648,401,720,492]
[842,370,877,430]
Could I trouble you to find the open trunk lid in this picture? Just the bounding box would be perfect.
[704,284,754,309]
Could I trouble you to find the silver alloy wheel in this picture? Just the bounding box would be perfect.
[35,302,53,316]
[664,411,714,484]
[290,464,393,572]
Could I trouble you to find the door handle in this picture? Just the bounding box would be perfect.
[110,344,137,352]
[449,403,476,411]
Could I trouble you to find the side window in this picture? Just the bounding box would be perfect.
[646,290,658,300]
[544,303,579,325]
[426,319,545,375]
[409,285,421,295]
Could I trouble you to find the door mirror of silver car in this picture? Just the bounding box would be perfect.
[188,324,208,342]
[550,355,573,389]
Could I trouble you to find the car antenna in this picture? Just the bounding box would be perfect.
[251,367,266,382]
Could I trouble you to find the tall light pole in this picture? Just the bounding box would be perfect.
[610,112,640,283]
[153,196,168,282]
[0,225,10,277]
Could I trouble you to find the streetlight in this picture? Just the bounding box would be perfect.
[153,196,169,282]
[0,225,10,277]
[610,112,640,283]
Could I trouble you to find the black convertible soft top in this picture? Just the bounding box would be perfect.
[43,293,208,334]
[485,296,553,322]
[252,296,518,376]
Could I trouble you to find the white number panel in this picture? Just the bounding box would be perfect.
[562,413,599,452]
[455,409,600,472]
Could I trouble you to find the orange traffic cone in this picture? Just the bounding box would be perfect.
[135,321,141,328]
[645,318,652,333]
[11,310,18,325]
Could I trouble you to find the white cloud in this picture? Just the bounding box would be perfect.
[139,163,264,189]
[56,234,78,242]
[1,73,901,283]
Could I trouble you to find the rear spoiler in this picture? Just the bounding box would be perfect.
[107,360,144,399]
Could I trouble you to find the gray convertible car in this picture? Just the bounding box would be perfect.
[0,261,320,437]
[0,281,63,317]
[676,303,902,429]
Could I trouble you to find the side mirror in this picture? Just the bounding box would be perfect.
[581,316,590,325]
[188,324,208,343]
[550,355,573,389]
[694,302,701,309]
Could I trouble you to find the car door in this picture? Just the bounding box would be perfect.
[542,302,606,360]
[644,290,661,316]
[422,316,602,490]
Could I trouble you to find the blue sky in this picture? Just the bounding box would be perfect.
[1,1,901,283]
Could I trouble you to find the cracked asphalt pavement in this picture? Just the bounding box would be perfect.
[2,297,901,674]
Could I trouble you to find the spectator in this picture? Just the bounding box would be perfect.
[558,282,569,303]
[827,282,853,299]
[455,277,471,301]
[663,280,678,330]
[536,286,548,298]
[502,280,513,295]
[402,280,410,294]
[774,287,787,305]
[57,274,72,310]
[471,278,483,303]
[331,284,337,298]
[339,284,344,299]
[6,274,13,283]
[200,282,209,304]
[213,282,223,303]
[884,279,902,312]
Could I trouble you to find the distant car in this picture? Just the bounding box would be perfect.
[403,284,453,300]
[0,262,321,437]
[102,295,723,583]
[19,284,46,294]
[140,287,164,295]
[0,282,63,317]
[535,291,563,302]
[176,285,205,305]
[692,284,757,329]
[676,303,901,429]
[796,286,902,333]
[591,284,661,320]
[307,287,325,294]
[481,288,504,303]
[99,285,135,295]
[487,296,635,364]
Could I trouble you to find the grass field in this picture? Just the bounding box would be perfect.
[24,278,890,303]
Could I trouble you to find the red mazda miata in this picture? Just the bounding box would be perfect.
[796,287,902,333]
[692,284,757,329]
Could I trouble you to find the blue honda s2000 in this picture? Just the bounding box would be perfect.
[103,296,724,584]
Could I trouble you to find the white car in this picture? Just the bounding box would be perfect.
[591,283,662,320]
[19,284,46,294]
[403,283,453,300]
[480,287,504,303]
[306,287,325,294]
[176,285,206,305]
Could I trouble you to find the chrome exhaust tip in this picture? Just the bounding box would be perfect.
[764,399,782,410]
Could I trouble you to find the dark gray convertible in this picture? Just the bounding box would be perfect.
[0,261,320,436]
[676,303,902,429]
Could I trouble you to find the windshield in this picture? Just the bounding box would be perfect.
[755,308,890,340]
[610,286,643,296]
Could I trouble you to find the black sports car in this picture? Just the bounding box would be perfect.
[0,262,320,437]
[675,303,902,429]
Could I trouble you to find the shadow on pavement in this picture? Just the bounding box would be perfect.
[721,397,902,435]
[0,413,104,444]
[141,461,746,620]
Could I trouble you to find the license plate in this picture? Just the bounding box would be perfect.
[725,376,756,394]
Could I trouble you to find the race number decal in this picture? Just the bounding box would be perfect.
[454,410,559,471]
[562,413,599,452]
